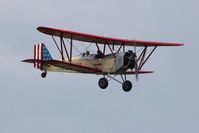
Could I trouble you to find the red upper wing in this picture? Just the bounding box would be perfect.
[37,26,184,47]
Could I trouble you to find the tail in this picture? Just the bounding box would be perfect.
[34,43,53,69]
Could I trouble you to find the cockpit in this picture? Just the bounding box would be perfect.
[80,50,104,59]
[80,51,95,58]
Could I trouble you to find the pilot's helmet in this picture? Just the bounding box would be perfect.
[86,51,90,56]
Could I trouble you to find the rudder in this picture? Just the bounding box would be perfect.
[34,43,52,69]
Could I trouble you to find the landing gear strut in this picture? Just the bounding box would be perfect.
[41,71,47,78]
[98,77,108,89]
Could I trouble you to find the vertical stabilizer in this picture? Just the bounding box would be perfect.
[34,43,52,69]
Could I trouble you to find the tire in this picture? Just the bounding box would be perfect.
[41,72,46,78]
[98,78,108,89]
[122,80,132,92]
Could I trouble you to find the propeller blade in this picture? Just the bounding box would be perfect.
[134,59,139,81]
[133,40,139,81]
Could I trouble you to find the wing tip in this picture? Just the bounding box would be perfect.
[21,59,34,63]
[173,43,184,46]
[37,26,45,33]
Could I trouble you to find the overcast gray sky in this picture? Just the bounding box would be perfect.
[0,0,199,133]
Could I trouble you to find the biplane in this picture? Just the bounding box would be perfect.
[23,26,183,92]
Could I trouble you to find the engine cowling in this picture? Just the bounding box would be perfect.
[123,50,136,70]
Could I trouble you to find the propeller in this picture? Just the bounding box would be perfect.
[134,56,139,81]
[134,40,139,81]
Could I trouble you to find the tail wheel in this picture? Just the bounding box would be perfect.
[98,78,108,89]
[122,80,132,92]
[41,71,47,78]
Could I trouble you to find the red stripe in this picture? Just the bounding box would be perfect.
[39,43,42,60]
[34,45,36,68]
[40,43,43,70]
[37,44,40,69]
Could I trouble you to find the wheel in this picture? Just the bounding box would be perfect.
[98,78,108,89]
[41,72,47,78]
[122,80,132,92]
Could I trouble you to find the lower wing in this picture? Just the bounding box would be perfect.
[22,59,102,73]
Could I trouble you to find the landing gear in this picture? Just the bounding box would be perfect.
[122,80,132,92]
[98,77,108,89]
[99,74,133,92]
[41,71,47,78]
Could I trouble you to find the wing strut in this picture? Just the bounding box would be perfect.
[107,44,116,58]
[51,35,73,62]
[138,46,158,70]
[60,35,65,61]
[70,36,73,62]
[95,42,125,57]
[138,46,147,68]
[52,36,62,55]
[103,44,106,55]
[117,44,125,53]
[62,36,70,62]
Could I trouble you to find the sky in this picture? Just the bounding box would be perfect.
[0,0,199,133]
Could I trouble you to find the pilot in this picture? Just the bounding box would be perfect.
[96,49,103,59]
[86,51,90,56]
